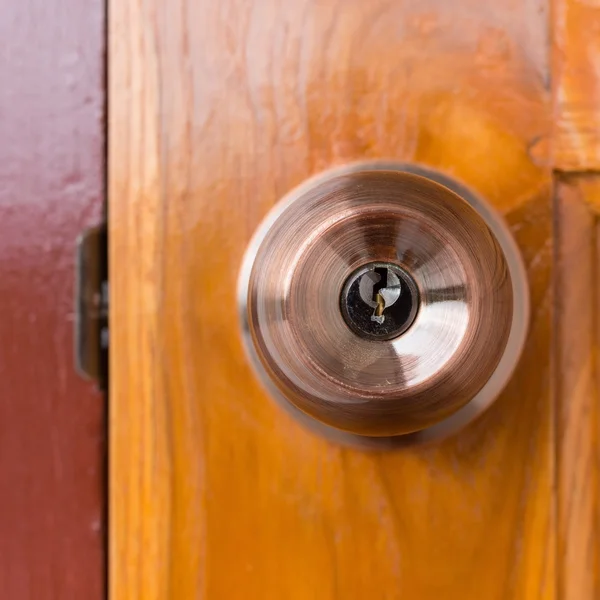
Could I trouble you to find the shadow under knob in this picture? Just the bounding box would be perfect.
[238,162,529,446]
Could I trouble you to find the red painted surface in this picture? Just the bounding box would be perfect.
[0,1,105,598]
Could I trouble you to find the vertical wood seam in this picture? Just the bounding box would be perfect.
[554,175,600,600]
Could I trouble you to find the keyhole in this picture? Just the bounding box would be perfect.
[372,267,388,300]
[340,262,420,341]
[371,267,390,322]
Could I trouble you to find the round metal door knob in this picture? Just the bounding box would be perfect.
[238,162,529,446]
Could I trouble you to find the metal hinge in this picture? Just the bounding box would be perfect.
[75,224,108,390]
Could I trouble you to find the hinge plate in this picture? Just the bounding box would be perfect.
[75,224,108,390]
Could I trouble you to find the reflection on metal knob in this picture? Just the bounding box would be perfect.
[238,162,529,447]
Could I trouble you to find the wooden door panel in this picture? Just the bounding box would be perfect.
[110,1,553,598]
[553,0,600,171]
[555,177,600,599]
[553,2,600,595]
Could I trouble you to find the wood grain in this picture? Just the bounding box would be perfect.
[110,1,553,598]
[0,0,105,598]
[553,0,600,171]
[555,177,600,600]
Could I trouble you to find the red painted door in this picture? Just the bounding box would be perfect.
[0,1,105,598]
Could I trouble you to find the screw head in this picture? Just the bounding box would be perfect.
[340,262,420,341]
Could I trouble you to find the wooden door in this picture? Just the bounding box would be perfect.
[109,0,600,598]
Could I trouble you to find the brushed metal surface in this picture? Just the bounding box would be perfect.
[238,162,529,446]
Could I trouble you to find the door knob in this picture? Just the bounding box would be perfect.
[238,162,529,447]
